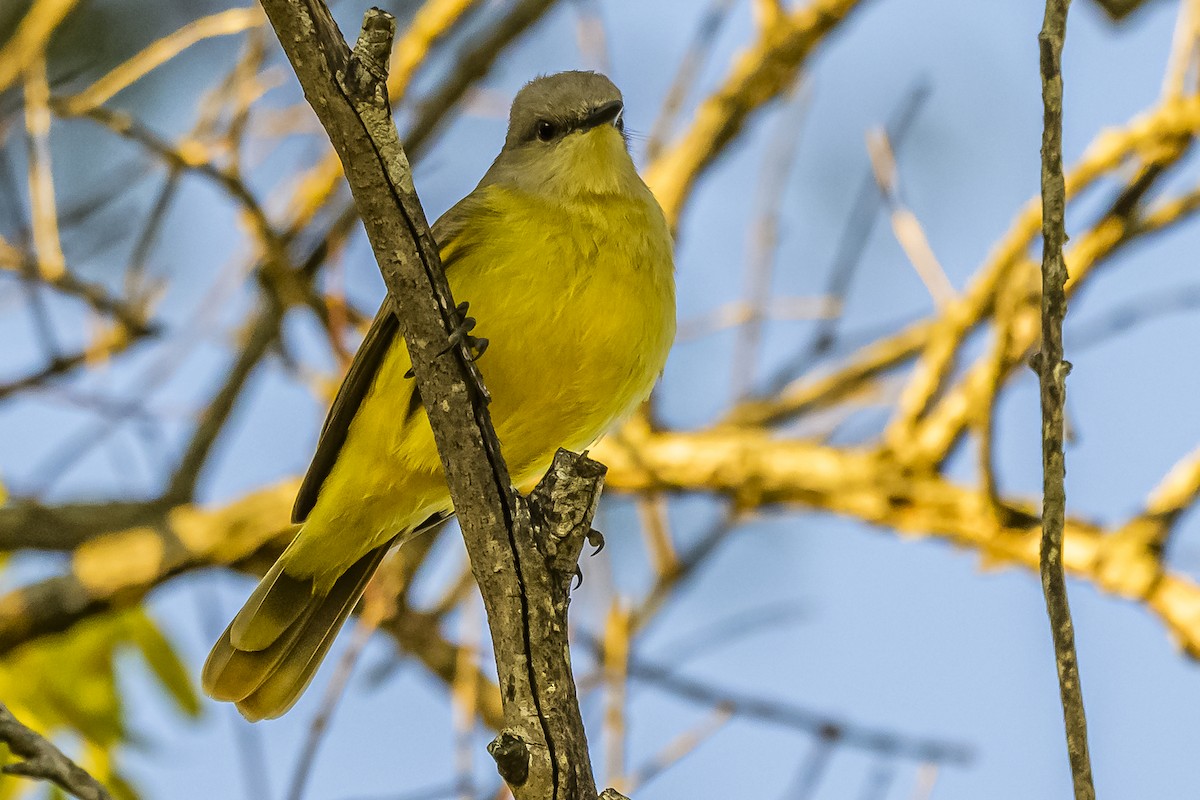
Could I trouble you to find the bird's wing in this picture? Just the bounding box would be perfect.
[291,193,485,524]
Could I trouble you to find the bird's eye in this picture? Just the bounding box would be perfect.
[536,120,557,141]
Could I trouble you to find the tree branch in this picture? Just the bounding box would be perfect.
[1036,2,1095,798]
[254,3,611,797]
[643,0,865,229]
[0,702,113,800]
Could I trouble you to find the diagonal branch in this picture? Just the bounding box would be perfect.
[644,0,865,229]
[0,703,113,800]
[254,3,612,798]
[163,302,284,503]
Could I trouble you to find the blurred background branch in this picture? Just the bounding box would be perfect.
[2,0,1199,798]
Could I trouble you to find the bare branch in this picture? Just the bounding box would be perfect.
[0,498,170,552]
[1035,2,1095,797]
[254,4,608,796]
[580,634,973,766]
[644,0,866,229]
[0,0,82,95]
[0,702,113,800]
[403,0,560,161]
[164,303,284,502]
[54,7,266,116]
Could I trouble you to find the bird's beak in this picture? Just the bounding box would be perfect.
[579,100,624,132]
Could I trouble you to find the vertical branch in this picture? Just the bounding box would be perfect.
[453,598,483,799]
[23,52,66,281]
[0,0,82,94]
[729,78,809,402]
[601,601,632,791]
[1036,2,1095,799]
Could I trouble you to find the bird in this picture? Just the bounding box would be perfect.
[201,71,677,721]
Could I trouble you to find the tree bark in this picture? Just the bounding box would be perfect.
[253,2,614,797]
[1036,1,1096,798]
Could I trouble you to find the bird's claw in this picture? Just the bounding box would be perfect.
[569,532,605,590]
[466,336,489,361]
[442,301,488,360]
[586,528,605,556]
[403,302,488,379]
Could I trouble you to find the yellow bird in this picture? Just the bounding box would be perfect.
[202,71,676,720]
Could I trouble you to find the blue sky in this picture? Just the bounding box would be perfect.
[5,0,1200,798]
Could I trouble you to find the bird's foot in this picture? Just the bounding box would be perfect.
[404,302,488,378]
[569,531,606,590]
[443,301,489,361]
[586,528,605,556]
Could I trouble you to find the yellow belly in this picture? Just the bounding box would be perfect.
[290,183,675,587]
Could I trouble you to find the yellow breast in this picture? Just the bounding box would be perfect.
[291,156,675,587]
[453,182,676,483]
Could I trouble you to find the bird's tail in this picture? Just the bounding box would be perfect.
[201,538,395,721]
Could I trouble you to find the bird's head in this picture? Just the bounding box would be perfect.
[488,71,638,198]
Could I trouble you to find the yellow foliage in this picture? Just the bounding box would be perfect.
[0,610,199,799]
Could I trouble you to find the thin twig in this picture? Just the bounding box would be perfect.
[1161,0,1200,100]
[621,708,732,793]
[23,52,65,280]
[761,81,930,394]
[0,0,82,95]
[1035,2,1095,798]
[571,0,612,73]
[452,597,483,800]
[730,77,810,401]
[644,0,867,228]
[907,763,938,800]
[403,0,561,161]
[643,0,738,163]
[286,574,394,800]
[579,633,973,766]
[865,127,955,306]
[54,7,266,116]
[164,302,284,502]
[855,759,897,800]
[601,600,632,791]
[784,735,836,800]
[0,252,156,335]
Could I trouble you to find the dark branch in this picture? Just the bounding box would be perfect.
[580,633,973,766]
[0,703,113,800]
[0,499,170,552]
